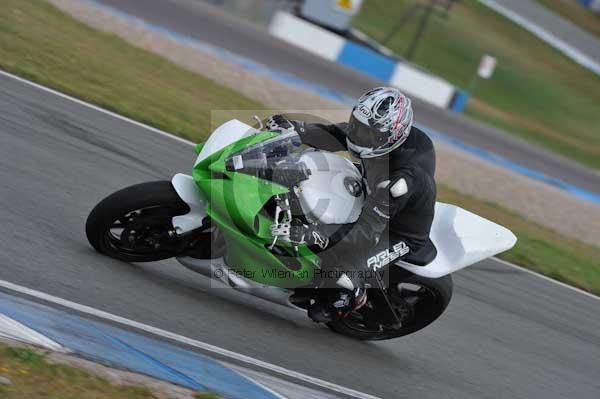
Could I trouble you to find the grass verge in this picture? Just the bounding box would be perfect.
[0,344,221,399]
[536,0,600,39]
[0,0,598,294]
[354,0,600,170]
[0,345,156,399]
[0,0,262,142]
[439,186,600,295]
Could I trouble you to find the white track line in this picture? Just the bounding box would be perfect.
[2,69,596,300]
[0,70,196,148]
[0,279,380,399]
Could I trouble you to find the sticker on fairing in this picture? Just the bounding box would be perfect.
[232,155,244,170]
[367,241,410,270]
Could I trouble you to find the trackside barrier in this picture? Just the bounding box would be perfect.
[578,0,600,13]
[269,11,469,112]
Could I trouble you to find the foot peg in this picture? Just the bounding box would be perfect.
[307,302,333,323]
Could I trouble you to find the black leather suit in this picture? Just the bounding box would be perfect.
[296,122,438,276]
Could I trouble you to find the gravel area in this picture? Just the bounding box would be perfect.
[47,0,600,246]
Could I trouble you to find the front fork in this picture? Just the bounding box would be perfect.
[170,173,226,257]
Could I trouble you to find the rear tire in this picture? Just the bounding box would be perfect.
[86,181,190,262]
[327,274,453,341]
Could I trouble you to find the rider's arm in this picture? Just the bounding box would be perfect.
[334,170,415,250]
[266,115,348,152]
[296,123,348,152]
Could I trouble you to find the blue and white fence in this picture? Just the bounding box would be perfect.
[269,11,469,112]
[578,0,600,13]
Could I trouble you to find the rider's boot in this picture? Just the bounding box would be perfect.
[307,274,368,323]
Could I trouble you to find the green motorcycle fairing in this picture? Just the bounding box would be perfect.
[192,132,320,288]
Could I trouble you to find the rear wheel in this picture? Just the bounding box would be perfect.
[327,273,453,340]
[86,181,190,262]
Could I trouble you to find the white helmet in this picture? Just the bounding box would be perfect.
[346,87,414,158]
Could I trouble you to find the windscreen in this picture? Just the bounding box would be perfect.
[225,132,312,186]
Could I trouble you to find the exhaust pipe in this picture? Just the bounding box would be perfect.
[177,256,304,310]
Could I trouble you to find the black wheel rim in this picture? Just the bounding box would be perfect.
[337,281,442,335]
[103,205,178,259]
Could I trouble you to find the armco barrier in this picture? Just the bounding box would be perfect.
[269,11,469,112]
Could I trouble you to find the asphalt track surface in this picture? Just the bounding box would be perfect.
[91,0,600,196]
[2,73,600,398]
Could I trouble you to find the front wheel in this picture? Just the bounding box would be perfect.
[327,273,453,341]
[86,181,190,262]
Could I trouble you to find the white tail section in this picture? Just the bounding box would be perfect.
[398,203,517,278]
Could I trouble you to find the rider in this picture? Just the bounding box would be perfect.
[267,87,437,322]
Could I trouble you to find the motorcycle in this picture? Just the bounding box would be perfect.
[86,119,517,340]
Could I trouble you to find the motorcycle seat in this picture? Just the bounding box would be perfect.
[402,239,437,266]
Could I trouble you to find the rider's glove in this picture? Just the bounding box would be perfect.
[289,224,330,250]
[266,115,305,134]
[365,183,392,220]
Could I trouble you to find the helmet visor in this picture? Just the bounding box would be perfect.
[347,115,388,147]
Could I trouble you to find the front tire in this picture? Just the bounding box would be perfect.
[86,181,190,262]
